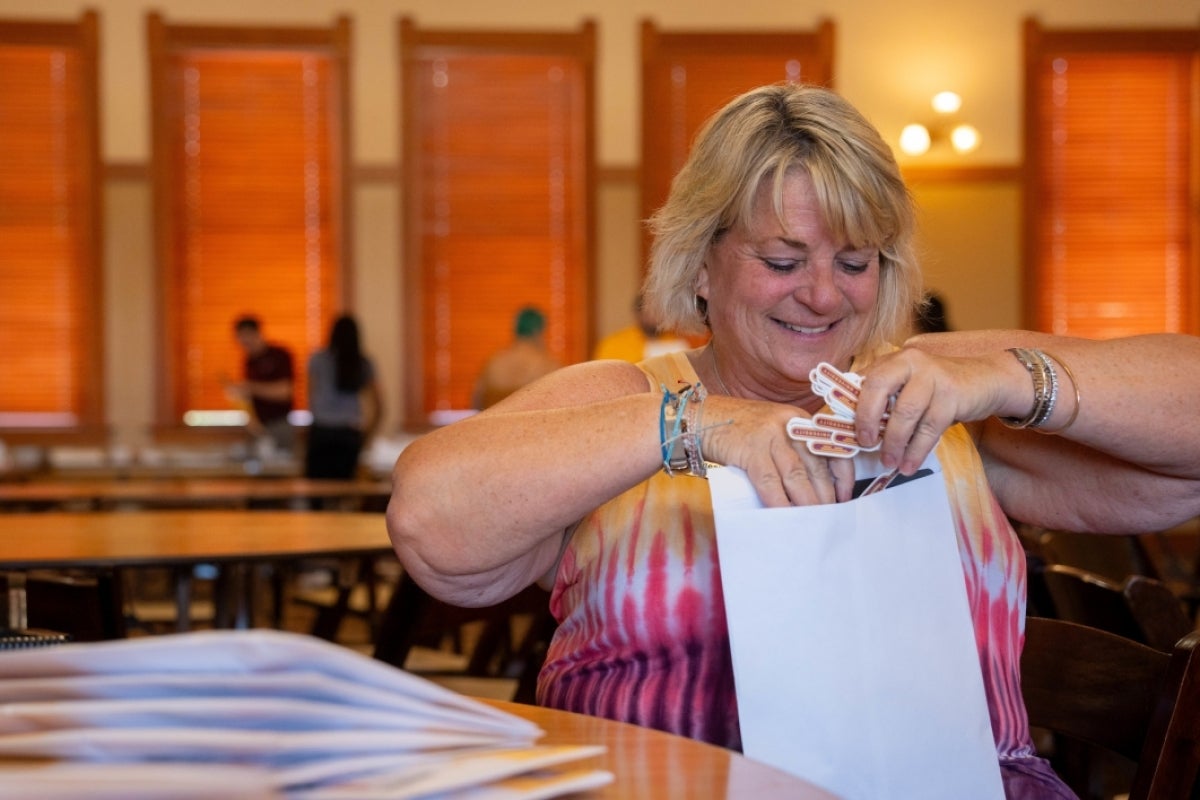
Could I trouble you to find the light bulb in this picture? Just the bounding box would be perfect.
[950,124,980,153]
[931,91,962,114]
[899,123,931,156]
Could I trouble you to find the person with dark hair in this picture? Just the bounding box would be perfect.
[304,314,382,479]
[471,306,561,410]
[227,314,295,453]
[913,290,951,334]
[514,307,546,339]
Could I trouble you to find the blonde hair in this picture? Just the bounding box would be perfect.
[643,83,922,351]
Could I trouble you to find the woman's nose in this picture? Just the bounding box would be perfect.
[792,262,841,312]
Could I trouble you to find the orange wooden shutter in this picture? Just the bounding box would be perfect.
[0,12,102,428]
[1023,20,1199,337]
[400,19,595,426]
[149,14,351,423]
[640,20,836,265]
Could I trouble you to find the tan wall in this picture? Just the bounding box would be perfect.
[5,0,1197,440]
[907,178,1023,332]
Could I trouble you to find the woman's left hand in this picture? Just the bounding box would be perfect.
[851,347,1023,475]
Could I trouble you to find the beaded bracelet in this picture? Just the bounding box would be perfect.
[999,347,1059,430]
[682,383,708,477]
[659,382,708,477]
[659,383,689,474]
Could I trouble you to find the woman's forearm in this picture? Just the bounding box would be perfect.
[386,361,662,601]
[907,330,1200,478]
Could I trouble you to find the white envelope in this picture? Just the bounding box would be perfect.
[710,460,1004,800]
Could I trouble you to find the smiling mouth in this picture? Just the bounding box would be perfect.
[778,320,832,335]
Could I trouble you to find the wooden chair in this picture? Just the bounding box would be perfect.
[300,555,390,641]
[24,569,126,641]
[1022,616,1200,799]
[1037,528,1200,620]
[1039,563,1145,642]
[1125,574,1198,653]
[1037,529,1159,583]
[372,575,557,705]
[1039,563,1194,652]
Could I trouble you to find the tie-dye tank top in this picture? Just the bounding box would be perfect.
[536,351,1069,796]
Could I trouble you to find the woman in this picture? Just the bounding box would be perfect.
[305,314,382,480]
[387,84,1200,798]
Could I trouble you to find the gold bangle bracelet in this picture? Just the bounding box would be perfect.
[1036,350,1081,434]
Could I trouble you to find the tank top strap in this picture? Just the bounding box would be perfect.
[636,350,700,392]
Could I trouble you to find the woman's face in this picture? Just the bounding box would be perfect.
[697,169,881,406]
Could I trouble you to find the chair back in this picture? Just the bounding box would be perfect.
[1124,574,1196,653]
[1036,527,1200,630]
[1038,529,1157,583]
[24,570,126,641]
[1039,563,1194,653]
[1022,616,1200,799]
[372,575,556,704]
[1040,563,1144,642]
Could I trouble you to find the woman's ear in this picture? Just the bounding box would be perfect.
[695,261,710,301]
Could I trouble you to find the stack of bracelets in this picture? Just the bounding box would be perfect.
[999,347,1080,432]
[659,382,709,478]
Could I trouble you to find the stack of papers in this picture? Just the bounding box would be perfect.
[0,629,612,799]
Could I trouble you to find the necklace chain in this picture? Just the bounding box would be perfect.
[709,343,733,395]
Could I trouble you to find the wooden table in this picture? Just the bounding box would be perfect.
[0,477,392,511]
[484,699,841,798]
[0,510,394,631]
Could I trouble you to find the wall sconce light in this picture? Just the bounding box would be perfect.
[898,91,980,156]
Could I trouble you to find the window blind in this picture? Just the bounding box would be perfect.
[1023,20,1198,337]
[640,20,836,265]
[400,19,595,426]
[149,14,351,423]
[0,12,102,428]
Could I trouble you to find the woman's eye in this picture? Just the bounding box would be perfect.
[838,260,870,274]
[762,258,799,272]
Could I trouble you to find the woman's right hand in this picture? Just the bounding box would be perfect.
[700,394,856,507]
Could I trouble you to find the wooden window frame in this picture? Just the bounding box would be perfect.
[0,10,104,436]
[1021,17,1200,336]
[639,19,836,266]
[147,12,353,428]
[398,18,597,428]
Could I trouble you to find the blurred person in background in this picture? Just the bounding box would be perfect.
[305,314,382,480]
[472,306,561,410]
[225,314,295,454]
[913,290,951,334]
[593,292,690,362]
